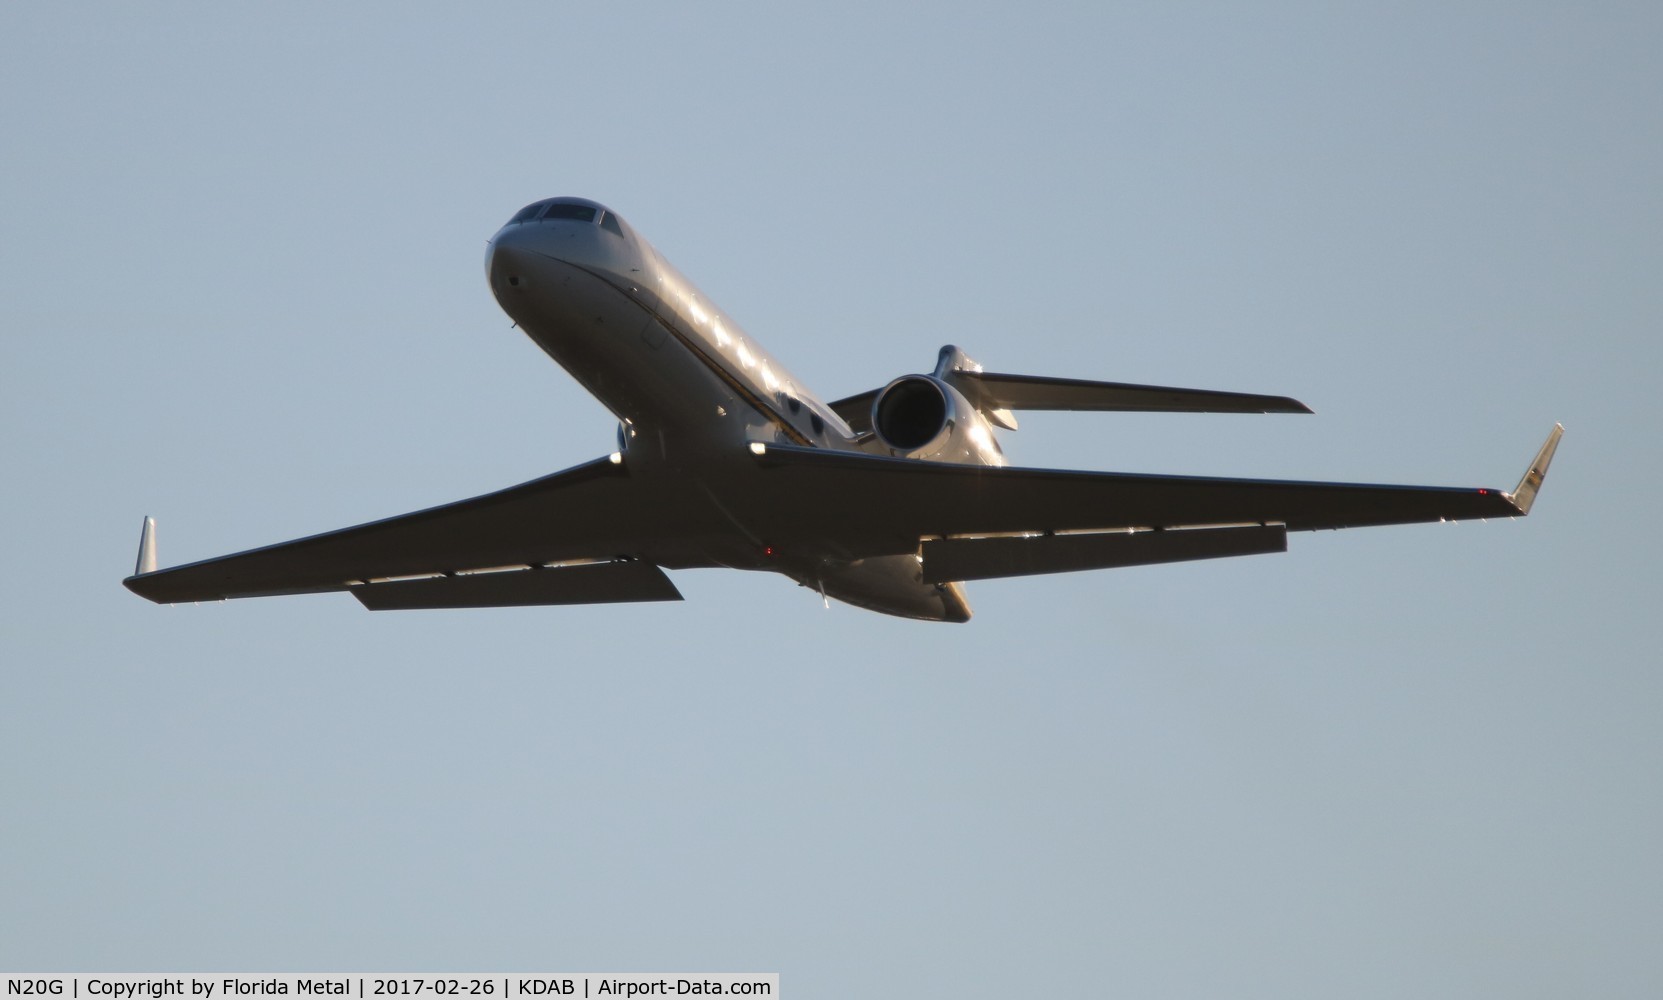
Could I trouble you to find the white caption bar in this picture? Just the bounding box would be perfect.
[2,977,777,1000]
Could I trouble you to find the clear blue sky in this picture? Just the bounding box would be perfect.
[3,4,1659,997]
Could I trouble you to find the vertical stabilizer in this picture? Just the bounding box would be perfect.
[134,517,158,576]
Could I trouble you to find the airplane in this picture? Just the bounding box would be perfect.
[124,196,1562,623]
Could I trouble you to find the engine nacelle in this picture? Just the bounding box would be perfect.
[869,375,1003,465]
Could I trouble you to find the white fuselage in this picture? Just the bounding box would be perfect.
[487,202,846,459]
[484,197,982,621]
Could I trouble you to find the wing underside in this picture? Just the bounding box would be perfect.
[742,426,1559,580]
[919,523,1290,582]
[124,456,727,605]
[126,427,1562,606]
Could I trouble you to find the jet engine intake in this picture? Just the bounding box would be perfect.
[870,375,1000,464]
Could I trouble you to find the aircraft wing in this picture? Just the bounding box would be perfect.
[124,456,725,607]
[743,425,1562,578]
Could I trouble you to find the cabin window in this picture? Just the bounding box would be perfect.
[600,211,624,236]
[786,395,801,414]
[542,203,597,222]
[810,413,824,435]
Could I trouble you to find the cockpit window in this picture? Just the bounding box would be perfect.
[508,202,547,225]
[600,211,624,237]
[542,203,596,223]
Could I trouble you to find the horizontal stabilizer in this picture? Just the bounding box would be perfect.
[922,524,1287,583]
[946,371,1312,415]
[829,366,1310,434]
[352,561,682,610]
[826,389,880,433]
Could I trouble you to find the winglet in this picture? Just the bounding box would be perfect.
[134,516,158,576]
[1506,424,1563,515]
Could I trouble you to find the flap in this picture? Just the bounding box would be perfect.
[921,524,1287,582]
[352,561,682,610]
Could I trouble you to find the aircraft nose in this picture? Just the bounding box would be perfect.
[485,229,536,292]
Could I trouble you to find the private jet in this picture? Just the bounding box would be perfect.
[124,197,1561,622]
